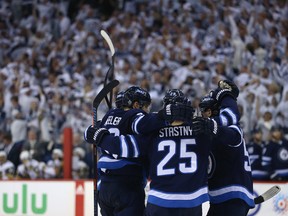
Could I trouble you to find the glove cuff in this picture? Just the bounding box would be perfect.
[215,89,230,100]
[93,128,105,141]
[93,128,110,144]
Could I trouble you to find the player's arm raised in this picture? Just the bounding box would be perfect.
[210,80,240,126]
[192,116,242,147]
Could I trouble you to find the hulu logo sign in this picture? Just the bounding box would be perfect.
[3,184,47,214]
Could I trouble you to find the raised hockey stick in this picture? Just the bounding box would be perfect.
[254,185,281,204]
[92,79,119,215]
[100,30,115,109]
[92,80,119,125]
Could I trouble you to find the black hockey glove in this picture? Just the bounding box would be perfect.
[191,117,218,137]
[210,80,239,102]
[84,125,110,145]
[158,104,194,122]
[218,80,239,98]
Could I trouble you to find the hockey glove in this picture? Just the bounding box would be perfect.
[158,104,194,122]
[84,125,110,145]
[210,80,239,102]
[191,117,218,137]
[218,80,239,98]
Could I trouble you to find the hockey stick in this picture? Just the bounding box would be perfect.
[92,79,119,215]
[92,80,119,125]
[254,185,281,204]
[100,30,115,109]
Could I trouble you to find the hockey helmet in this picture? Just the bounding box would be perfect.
[123,86,151,108]
[20,151,30,161]
[163,89,191,106]
[199,95,219,115]
[115,91,125,108]
[52,148,63,159]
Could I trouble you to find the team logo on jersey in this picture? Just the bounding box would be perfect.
[277,148,288,161]
[207,152,216,179]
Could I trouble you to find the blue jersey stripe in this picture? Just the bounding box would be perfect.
[209,185,255,207]
[132,114,145,134]
[220,107,238,125]
[147,187,209,208]
[98,156,140,169]
[120,135,128,157]
[128,135,140,157]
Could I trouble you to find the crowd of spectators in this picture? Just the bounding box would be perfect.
[0,0,287,180]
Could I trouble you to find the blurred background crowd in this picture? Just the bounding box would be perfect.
[0,0,287,181]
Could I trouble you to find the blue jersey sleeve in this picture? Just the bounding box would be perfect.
[131,112,168,135]
[216,97,240,126]
[120,109,168,135]
[99,134,148,158]
[216,124,243,147]
[117,109,145,134]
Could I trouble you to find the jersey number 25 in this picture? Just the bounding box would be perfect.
[157,139,197,176]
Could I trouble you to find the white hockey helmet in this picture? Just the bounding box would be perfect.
[20,151,30,161]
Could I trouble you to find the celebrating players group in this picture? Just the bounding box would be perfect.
[84,80,255,216]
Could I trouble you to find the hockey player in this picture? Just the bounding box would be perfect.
[0,151,15,180]
[72,147,89,179]
[86,93,245,216]
[246,128,267,180]
[262,126,288,180]
[197,80,255,216]
[130,89,193,135]
[38,161,56,179]
[85,86,153,216]
[46,148,63,178]
[16,150,39,179]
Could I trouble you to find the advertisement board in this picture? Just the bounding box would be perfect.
[0,181,93,216]
[0,181,286,216]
